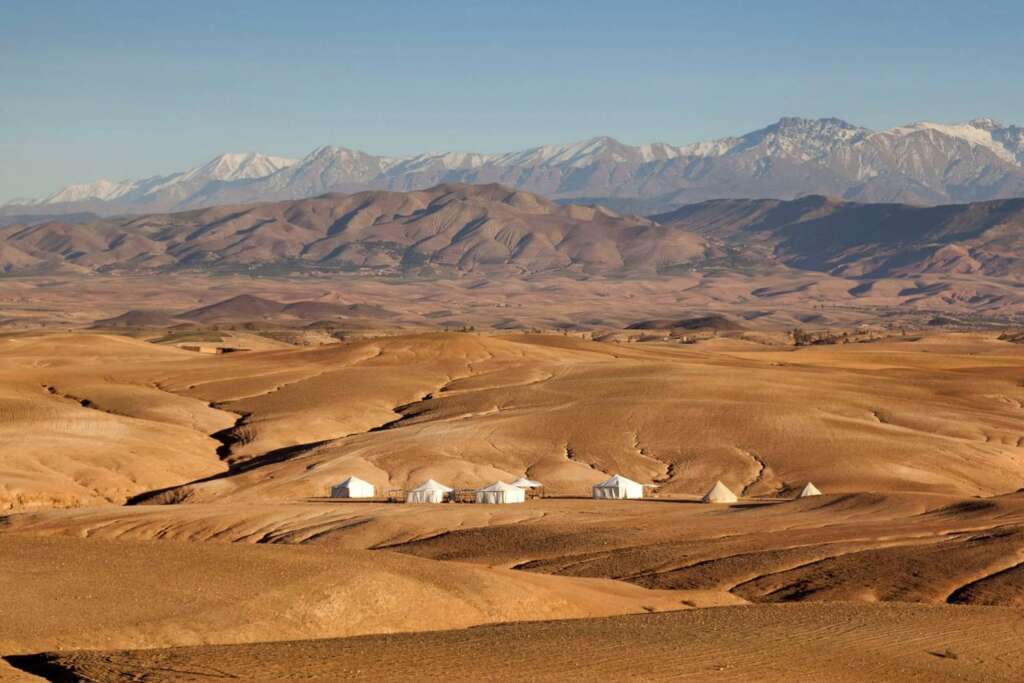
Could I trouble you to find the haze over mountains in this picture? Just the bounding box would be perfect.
[7,116,1024,215]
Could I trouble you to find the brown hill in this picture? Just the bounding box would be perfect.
[180,294,288,321]
[653,195,1024,279]
[7,184,1024,290]
[626,314,746,331]
[281,301,393,320]
[87,296,398,330]
[92,310,190,328]
[174,295,395,325]
[0,184,723,277]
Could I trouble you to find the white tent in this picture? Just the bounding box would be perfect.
[702,480,738,503]
[476,481,527,504]
[330,476,375,499]
[405,479,453,504]
[510,477,543,489]
[798,482,822,498]
[592,474,645,500]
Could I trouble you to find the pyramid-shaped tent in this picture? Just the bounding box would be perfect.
[510,477,542,488]
[592,474,645,499]
[702,480,738,504]
[476,481,527,504]
[798,482,822,498]
[405,479,453,504]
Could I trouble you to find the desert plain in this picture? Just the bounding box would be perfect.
[1,291,1024,681]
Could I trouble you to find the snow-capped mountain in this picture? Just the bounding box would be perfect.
[41,178,140,205]
[7,117,1024,215]
[9,153,298,211]
[677,117,871,160]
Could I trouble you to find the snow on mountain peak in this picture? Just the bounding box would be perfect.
[42,178,139,204]
[680,117,869,161]
[494,136,656,168]
[9,116,1024,210]
[885,120,1018,163]
[193,152,297,181]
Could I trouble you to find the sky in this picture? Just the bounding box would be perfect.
[2,0,1023,203]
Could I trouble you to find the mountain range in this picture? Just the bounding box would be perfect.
[0,184,727,277]
[4,183,1024,293]
[6,117,1024,215]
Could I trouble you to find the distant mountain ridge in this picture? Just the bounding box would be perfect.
[7,116,1024,215]
[0,184,732,277]
[653,194,1024,280]
[10,153,298,212]
[4,183,1024,289]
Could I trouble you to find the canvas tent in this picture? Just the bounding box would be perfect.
[592,474,645,500]
[406,479,453,504]
[330,476,375,499]
[702,480,738,503]
[510,477,542,489]
[476,481,527,504]
[798,482,822,498]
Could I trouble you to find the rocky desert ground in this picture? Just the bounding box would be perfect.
[2,311,1024,680]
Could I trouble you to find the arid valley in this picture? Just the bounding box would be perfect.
[5,4,1024,679]
[2,296,1024,679]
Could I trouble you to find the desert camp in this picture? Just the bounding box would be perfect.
[330,476,375,499]
[592,474,646,500]
[405,479,454,504]
[475,481,527,504]
[322,473,760,507]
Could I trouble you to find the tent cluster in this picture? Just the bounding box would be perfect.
[590,475,824,504]
[329,476,544,504]
[408,478,542,504]
[330,474,823,504]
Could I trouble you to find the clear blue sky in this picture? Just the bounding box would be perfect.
[2,0,1022,202]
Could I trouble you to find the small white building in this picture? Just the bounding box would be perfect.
[702,480,738,504]
[330,476,375,499]
[476,481,527,504]
[405,479,453,504]
[592,474,645,500]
